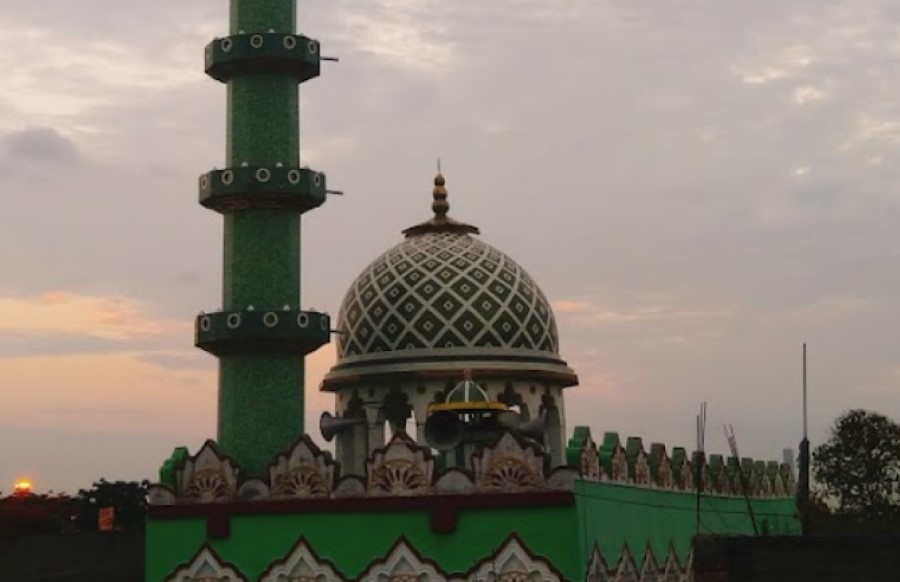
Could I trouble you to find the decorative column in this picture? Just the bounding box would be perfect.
[194,0,330,476]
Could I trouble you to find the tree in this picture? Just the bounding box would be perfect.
[813,409,900,517]
[73,479,149,531]
[0,491,74,538]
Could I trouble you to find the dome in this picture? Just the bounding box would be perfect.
[337,231,559,357]
[322,174,578,390]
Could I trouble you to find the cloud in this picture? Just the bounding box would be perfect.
[0,291,187,345]
[135,352,213,372]
[552,297,733,325]
[4,127,81,164]
[0,16,201,122]
[335,0,456,73]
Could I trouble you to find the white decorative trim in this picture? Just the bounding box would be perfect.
[147,484,175,506]
[610,447,628,483]
[165,546,245,582]
[662,548,688,582]
[581,433,601,482]
[657,456,674,490]
[473,432,545,492]
[586,545,611,582]
[613,546,639,582]
[632,452,650,486]
[358,539,448,582]
[367,433,433,496]
[178,441,238,503]
[467,536,560,581]
[638,546,661,582]
[269,436,334,499]
[259,540,344,582]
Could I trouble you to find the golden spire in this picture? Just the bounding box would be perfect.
[432,172,449,220]
[401,165,480,238]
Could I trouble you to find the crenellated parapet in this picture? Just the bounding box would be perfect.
[151,425,794,505]
[566,427,795,498]
[149,429,581,505]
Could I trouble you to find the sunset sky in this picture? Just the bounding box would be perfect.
[2,0,900,494]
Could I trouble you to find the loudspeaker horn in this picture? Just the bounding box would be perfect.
[423,410,464,451]
[320,411,365,442]
[495,410,522,431]
[517,412,548,442]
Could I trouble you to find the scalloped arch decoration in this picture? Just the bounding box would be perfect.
[164,545,247,582]
[356,538,449,582]
[258,538,343,582]
[467,535,562,581]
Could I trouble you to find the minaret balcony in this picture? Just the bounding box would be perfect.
[205,33,321,84]
[195,309,331,357]
[199,166,326,213]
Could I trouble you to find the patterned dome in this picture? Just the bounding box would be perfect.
[323,174,577,390]
[336,231,559,358]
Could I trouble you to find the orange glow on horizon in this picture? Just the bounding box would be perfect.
[13,480,32,495]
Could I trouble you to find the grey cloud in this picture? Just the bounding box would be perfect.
[4,127,80,165]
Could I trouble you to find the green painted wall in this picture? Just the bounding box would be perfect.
[146,506,581,581]
[574,480,801,568]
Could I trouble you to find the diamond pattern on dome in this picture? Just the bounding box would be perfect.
[336,231,560,359]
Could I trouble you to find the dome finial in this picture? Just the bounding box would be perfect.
[432,159,449,220]
[401,164,480,238]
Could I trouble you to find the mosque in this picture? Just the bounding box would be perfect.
[144,1,801,580]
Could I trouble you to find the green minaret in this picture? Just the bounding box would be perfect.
[194,0,330,476]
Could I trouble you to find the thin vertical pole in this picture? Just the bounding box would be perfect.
[803,342,808,439]
[798,342,810,534]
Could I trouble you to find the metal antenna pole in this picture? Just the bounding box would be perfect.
[798,342,811,534]
[803,342,808,440]
[695,402,707,536]
[725,424,759,535]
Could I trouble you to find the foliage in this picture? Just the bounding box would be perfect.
[813,409,900,517]
[0,492,74,538]
[73,479,150,531]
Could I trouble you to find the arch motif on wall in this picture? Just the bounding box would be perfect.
[165,545,247,582]
[367,432,433,496]
[586,545,611,581]
[662,548,688,582]
[258,538,344,582]
[179,440,239,504]
[466,535,563,582]
[356,538,449,582]
[585,544,690,582]
[269,435,335,500]
[473,432,545,492]
[637,546,661,582]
